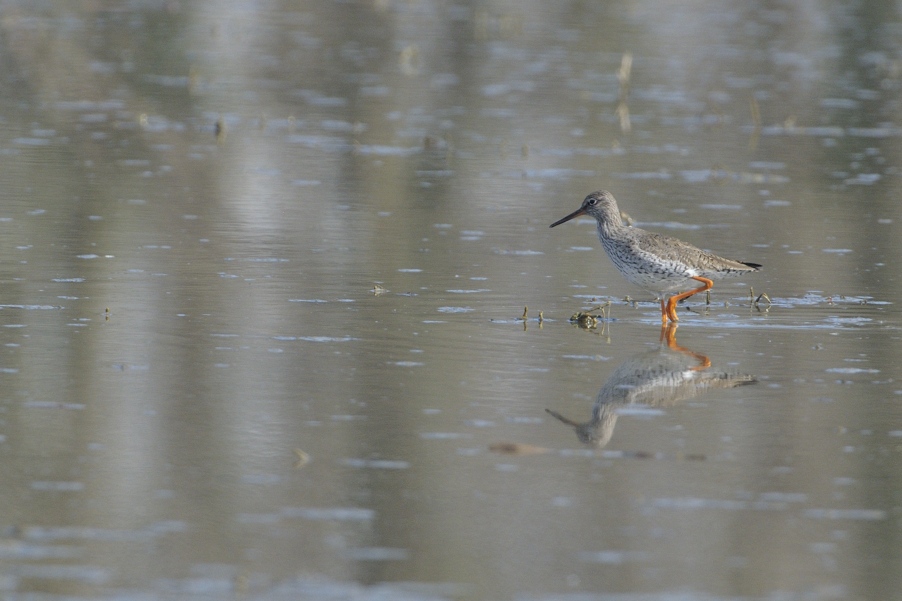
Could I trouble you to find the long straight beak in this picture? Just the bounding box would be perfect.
[550,206,587,228]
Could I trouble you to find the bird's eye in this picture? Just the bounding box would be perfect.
[586,197,597,206]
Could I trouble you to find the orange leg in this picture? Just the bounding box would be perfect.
[663,276,714,322]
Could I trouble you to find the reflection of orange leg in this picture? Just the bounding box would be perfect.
[660,323,711,370]
[663,276,714,322]
[660,322,677,346]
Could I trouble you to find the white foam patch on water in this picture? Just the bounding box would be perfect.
[493,249,544,255]
[437,306,473,313]
[340,458,410,469]
[342,547,410,561]
[280,507,374,521]
[804,508,886,520]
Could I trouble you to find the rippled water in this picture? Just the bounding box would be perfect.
[0,2,901,600]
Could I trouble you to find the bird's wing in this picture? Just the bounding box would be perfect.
[629,230,753,272]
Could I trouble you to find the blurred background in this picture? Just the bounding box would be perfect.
[0,1,900,600]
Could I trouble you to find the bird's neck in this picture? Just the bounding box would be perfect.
[595,210,625,240]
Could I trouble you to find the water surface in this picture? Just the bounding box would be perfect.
[1,2,901,600]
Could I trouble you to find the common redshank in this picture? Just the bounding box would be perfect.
[550,190,761,323]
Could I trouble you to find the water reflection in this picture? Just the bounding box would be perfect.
[547,325,756,448]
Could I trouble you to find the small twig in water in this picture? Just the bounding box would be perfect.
[753,292,772,307]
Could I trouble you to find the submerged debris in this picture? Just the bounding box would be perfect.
[489,442,549,456]
[516,306,544,330]
[215,116,226,143]
[617,52,632,133]
[750,287,772,312]
[293,449,310,468]
[570,302,612,329]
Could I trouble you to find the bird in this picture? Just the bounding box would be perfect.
[550,190,761,323]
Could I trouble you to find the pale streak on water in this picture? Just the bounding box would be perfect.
[0,2,899,601]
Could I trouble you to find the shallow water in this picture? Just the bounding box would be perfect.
[1,2,902,600]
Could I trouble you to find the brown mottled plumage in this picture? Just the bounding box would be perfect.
[551,190,761,323]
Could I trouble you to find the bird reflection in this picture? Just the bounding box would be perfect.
[546,325,755,448]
